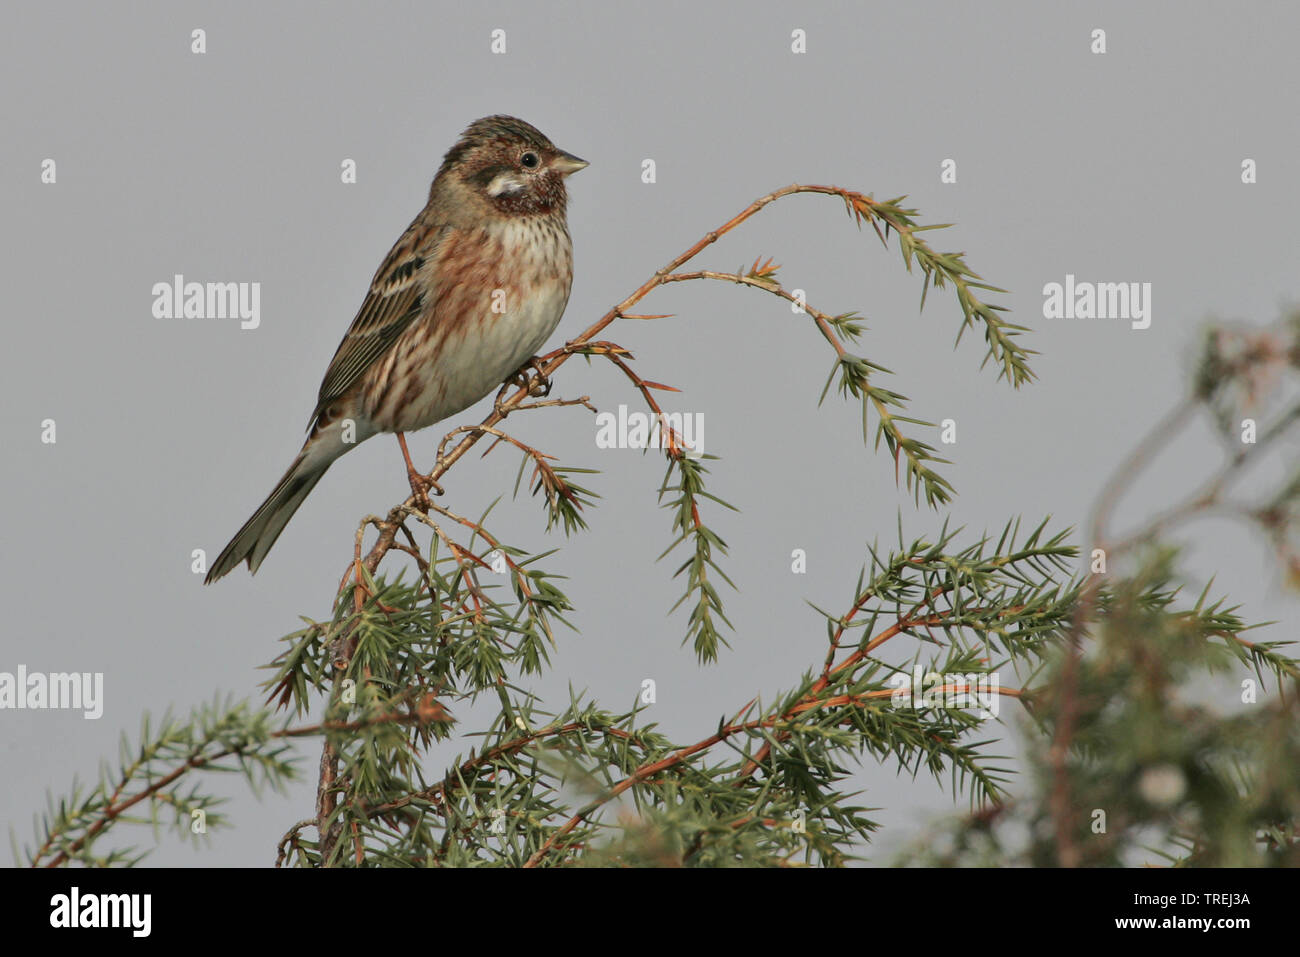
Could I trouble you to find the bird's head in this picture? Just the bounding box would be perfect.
[436,115,588,216]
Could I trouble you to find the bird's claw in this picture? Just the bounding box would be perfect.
[405,469,442,513]
[395,431,441,512]
[524,357,553,397]
[499,357,552,412]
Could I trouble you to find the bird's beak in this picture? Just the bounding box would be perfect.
[552,151,589,176]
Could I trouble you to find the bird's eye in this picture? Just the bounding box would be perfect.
[520,152,540,169]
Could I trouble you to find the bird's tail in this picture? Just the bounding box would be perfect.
[205,450,333,583]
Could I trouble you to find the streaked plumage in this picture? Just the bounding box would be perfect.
[206,116,587,583]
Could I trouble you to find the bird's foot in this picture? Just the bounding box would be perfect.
[405,468,442,513]
[395,431,442,512]
[509,357,553,396]
[496,358,551,415]
[524,357,553,396]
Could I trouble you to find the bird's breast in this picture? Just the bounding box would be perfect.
[363,215,574,434]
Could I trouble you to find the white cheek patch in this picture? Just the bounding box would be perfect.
[487,172,526,197]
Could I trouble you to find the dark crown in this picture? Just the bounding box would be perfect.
[438,115,553,175]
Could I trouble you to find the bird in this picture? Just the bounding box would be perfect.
[205,115,587,583]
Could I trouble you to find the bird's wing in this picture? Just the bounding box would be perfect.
[308,217,449,430]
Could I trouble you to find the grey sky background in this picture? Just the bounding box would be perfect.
[3,1,1298,866]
